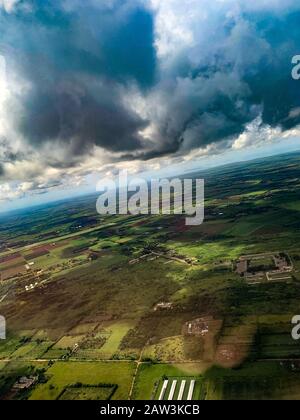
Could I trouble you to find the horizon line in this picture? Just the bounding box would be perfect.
[1,148,300,217]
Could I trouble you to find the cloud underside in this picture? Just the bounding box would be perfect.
[1,0,300,199]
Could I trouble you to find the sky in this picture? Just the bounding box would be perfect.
[1,0,300,212]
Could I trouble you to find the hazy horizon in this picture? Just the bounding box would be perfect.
[2,147,300,216]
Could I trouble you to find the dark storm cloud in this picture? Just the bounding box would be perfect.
[245,12,300,129]
[18,79,148,156]
[145,8,300,157]
[0,0,155,160]
[1,0,300,168]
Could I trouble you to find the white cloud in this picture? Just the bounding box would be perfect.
[232,116,288,150]
[0,55,33,164]
[0,181,32,201]
[150,0,300,66]
[0,0,20,13]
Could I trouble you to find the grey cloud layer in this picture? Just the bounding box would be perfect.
[149,3,300,156]
[1,0,300,177]
[1,0,155,167]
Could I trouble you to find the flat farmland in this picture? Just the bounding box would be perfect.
[205,362,300,400]
[1,153,300,399]
[94,321,136,359]
[30,361,135,400]
[59,386,115,400]
[1,265,26,281]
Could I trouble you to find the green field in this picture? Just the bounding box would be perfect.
[59,386,116,400]
[1,153,300,399]
[30,362,135,400]
[97,321,136,359]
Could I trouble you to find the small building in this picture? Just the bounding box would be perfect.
[129,259,139,265]
[12,376,38,391]
[154,302,173,311]
[25,282,39,292]
[236,260,248,276]
[184,317,212,336]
